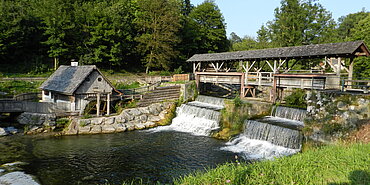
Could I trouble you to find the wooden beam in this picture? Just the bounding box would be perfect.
[107,93,110,116]
[96,93,100,117]
[266,61,274,71]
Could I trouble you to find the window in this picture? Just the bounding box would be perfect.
[44,91,49,96]
[98,77,102,82]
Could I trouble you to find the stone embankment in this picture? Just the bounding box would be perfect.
[64,102,174,135]
[305,91,370,142]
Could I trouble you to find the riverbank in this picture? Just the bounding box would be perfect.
[175,142,370,185]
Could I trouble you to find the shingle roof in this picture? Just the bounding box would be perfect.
[187,41,369,62]
[40,65,97,95]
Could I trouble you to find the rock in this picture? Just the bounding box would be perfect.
[0,171,40,185]
[79,119,91,127]
[101,125,116,133]
[78,126,91,134]
[135,115,148,123]
[138,107,150,114]
[0,127,8,136]
[90,118,104,125]
[115,117,126,124]
[121,111,134,121]
[144,121,156,128]
[90,125,102,134]
[148,115,161,122]
[125,122,135,131]
[0,168,4,174]
[148,106,159,115]
[114,124,126,132]
[134,123,146,130]
[128,108,141,116]
[104,117,115,125]
[158,110,168,119]
[337,101,347,110]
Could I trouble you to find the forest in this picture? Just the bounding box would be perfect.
[0,0,369,78]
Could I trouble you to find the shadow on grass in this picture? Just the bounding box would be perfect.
[329,170,369,185]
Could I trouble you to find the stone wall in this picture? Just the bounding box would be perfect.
[64,102,174,135]
[305,90,370,142]
[17,112,56,134]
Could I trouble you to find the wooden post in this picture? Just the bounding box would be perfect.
[273,60,277,74]
[337,57,342,76]
[107,93,110,116]
[348,58,354,87]
[272,76,277,103]
[241,73,245,98]
[195,73,200,89]
[193,62,196,74]
[96,93,100,117]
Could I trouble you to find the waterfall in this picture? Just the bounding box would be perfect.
[150,95,224,136]
[242,120,302,149]
[273,106,307,122]
[222,106,306,160]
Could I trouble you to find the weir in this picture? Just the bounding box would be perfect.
[152,95,224,136]
[222,106,307,160]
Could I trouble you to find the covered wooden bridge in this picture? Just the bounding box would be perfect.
[187,41,370,101]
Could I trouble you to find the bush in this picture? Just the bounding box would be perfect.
[284,89,307,108]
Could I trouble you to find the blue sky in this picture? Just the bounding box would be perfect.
[191,0,370,38]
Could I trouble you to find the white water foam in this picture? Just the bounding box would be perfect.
[148,99,223,136]
[221,136,299,160]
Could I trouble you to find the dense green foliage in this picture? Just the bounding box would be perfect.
[230,0,370,78]
[0,80,42,97]
[0,0,228,73]
[176,143,370,185]
[284,89,307,108]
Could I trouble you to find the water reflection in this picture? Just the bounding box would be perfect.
[1,131,235,184]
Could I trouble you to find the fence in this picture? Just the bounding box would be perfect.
[13,92,41,101]
[119,81,161,97]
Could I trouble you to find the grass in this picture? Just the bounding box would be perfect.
[175,142,370,185]
[0,80,43,97]
[114,81,141,90]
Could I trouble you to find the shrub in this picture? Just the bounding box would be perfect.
[284,89,307,108]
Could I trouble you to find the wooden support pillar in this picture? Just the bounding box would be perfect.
[348,58,354,86]
[107,93,110,116]
[195,73,200,89]
[273,60,277,74]
[272,76,277,103]
[241,73,245,98]
[193,62,196,74]
[96,93,100,117]
[337,57,342,76]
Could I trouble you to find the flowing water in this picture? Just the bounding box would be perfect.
[150,95,224,136]
[222,106,307,160]
[0,98,308,184]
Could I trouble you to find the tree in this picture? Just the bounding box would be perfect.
[337,10,369,41]
[35,0,76,70]
[349,13,370,78]
[135,0,181,73]
[229,32,242,45]
[261,0,336,47]
[188,0,229,53]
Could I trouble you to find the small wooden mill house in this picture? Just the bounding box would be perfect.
[39,63,116,115]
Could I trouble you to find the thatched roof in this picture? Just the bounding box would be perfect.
[40,65,110,95]
[187,41,370,62]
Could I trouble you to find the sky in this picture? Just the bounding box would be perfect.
[191,0,370,38]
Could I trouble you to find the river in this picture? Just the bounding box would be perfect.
[0,130,236,184]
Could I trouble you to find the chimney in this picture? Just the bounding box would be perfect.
[71,59,78,66]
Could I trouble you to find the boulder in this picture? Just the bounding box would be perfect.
[0,128,8,136]
[148,106,159,116]
[121,111,134,121]
[135,115,148,123]
[114,124,126,132]
[144,121,156,128]
[104,117,115,125]
[101,125,116,133]
[138,107,150,114]
[90,118,104,125]
[134,123,146,130]
[0,171,39,185]
[125,122,135,131]
[90,125,102,134]
[159,110,168,119]
[115,117,126,124]
[5,127,18,134]
[148,115,161,122]
[128,108,141,116]
[78,126,91,134]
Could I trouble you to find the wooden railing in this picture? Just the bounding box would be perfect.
[119,82,161,99]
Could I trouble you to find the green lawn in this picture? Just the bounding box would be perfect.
[175,143,370,185]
